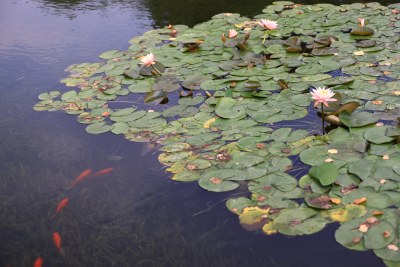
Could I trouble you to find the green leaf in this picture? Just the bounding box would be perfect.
[339,111,378,128]
[215,97,246,119]
[85,122,114,134]
[364,126,396,144]
[226,197,256,214]
[309,162,338,186]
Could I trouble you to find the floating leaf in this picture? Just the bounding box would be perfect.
[85,122,114,134]
[309,162,339,186]
[340,111,378,127]
[215,97,246,119]
[364,126,396,144]
[272,207,327,236]
[226,197,256,214]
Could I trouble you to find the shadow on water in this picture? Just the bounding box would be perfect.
[0,0,389,266]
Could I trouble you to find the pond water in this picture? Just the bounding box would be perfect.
[0,0,392,266]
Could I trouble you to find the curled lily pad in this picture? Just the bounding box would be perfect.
[351,27,374,36]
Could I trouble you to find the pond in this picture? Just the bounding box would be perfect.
[1,0,398,266]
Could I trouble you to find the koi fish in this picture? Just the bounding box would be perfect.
[93,168,114,177]
[51,198,69,219]
[33,257,43,267]
[53,232,66,257]
[69,169,92,188]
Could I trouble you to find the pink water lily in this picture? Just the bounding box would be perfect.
[140,53,156,67]
[228,29,238,38]
[311,87,337,107]
[258,19,278,30]
[358,18,365,27]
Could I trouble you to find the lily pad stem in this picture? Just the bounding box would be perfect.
[151,64,162,76]
[321,103,325,135]
[262,31,269,45]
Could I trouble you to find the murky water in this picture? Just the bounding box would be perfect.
[0,0,389,266]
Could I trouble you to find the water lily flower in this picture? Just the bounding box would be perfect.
[140,53,156,67]
[358,18,365,27]
[311,87,337,108]
[258,19,278,30]
[228,29,238,38]
[258,19,278,44]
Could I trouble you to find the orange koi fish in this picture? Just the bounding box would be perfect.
[51,198,69,219]
[53,232,66,257]
[33,257,43,267]
[69,169,92,188]
[93,168,114,177]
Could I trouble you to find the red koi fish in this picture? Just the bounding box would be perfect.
[69,169,92,188]
[51,198,69,219]
[53,232,66,257]
[33,257,43,267]
[93,168,114,177]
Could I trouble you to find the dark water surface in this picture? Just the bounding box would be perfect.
[0,0,388,266]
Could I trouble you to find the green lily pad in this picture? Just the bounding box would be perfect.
[226,197,257,214]
[273,207,327,236]
[309,162,339,186]
[248,173,298,193]
[198,176,239,192]
[85,122,114,134]
[340,111,379,128]
[215,97,246,119]
[364,126,396,144]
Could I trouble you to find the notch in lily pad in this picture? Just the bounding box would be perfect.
[309,162,339,186]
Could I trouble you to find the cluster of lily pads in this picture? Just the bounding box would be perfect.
[34,1,400,265]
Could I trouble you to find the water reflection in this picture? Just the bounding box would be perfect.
[36,0,149,19]
[34,0,393,27]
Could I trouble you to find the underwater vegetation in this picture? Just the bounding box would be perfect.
[34,1,400,266]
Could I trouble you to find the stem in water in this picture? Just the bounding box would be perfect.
[321,103,325,135]
[262,31,269,44]
[151,64,162,76]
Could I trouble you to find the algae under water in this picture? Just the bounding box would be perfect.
[2,0,400,266]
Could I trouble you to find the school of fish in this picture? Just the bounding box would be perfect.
[32,167,114,267]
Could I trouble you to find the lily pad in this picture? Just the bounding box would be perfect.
[340,111,379,128]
